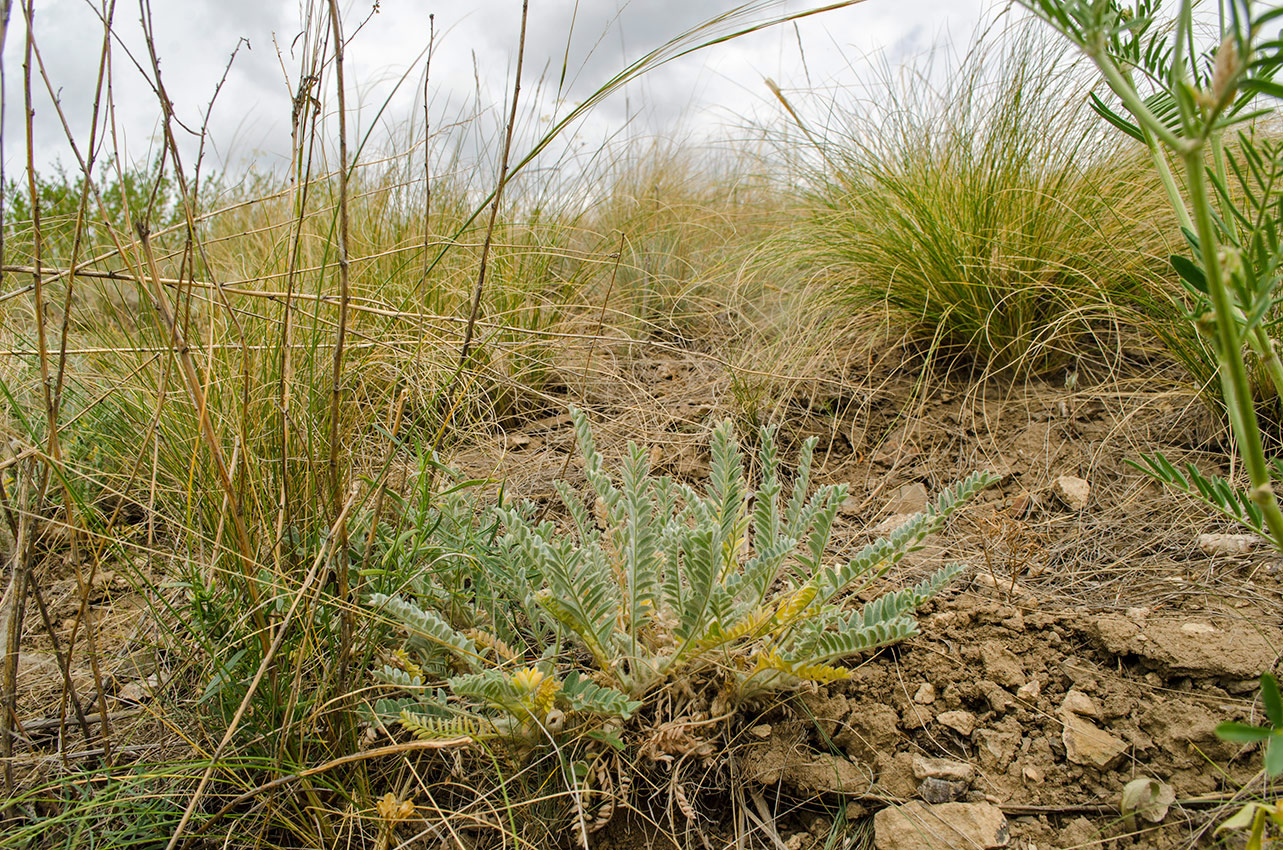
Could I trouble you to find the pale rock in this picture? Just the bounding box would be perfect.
[973,572,1032,599]
[875,751,920,799]
[116,673,159,705]
[874,802,1010,850]
[1084,615,1282,679]
[911,755,974,783]
[1061,712,1128,769]
[913,682,937,705]
[1198,533,1261,557]
[838,704,902,764]
[936,710,976,737]
[1022,765,1044,784]
[1059,817,1099,848]
[976,729,1021,772]
[979,641,1027,688]
[1053,475,1090,511]
[875,513,917,535]
[978,680,1015,713]
[1126,607,1152,623]
[888,482,930,515]
[1060,689,1100,719]
[1016,679,1041,702]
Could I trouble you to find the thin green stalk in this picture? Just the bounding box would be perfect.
[1185,148,1283,543]
[1085,35,1189,153]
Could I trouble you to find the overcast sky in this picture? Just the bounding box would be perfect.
[4,0,999,178]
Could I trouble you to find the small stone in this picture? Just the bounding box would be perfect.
[1060,689,1100,719]
[1198,533,1261,557]
[913,683,937,705]
[919,777,968,804]
[1022,765,1043,784]
[750,724,772,738]
[1016,679,1041,702]
[838,705,902,764]
[911,755,974,783]
[980,641,1027,688]
[978,680,1015,713]
[1053,475,1090,511]
[116,673,159,705]
[875,513,917,534]
[875,751,920,799]
[1084,615,1282,679]
[873,802,1009,850]
[888,482,930,515]
[1126,607,1152,623]
[972,572,1032,599]
[976,729,1021,772]
[936,710,976,737]
[1061,712,1128,769]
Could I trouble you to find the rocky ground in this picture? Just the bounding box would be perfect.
[10,342,1283,849]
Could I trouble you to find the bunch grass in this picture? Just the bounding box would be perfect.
[781,21,1182,376]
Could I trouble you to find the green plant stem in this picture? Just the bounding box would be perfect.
[1185,147,1283,545]
[1143,125,1195,232]
[1086,38,1188,153]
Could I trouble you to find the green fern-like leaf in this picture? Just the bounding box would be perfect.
[813,511,935,604]
[561,671,641,718]
[375,665,425,690]
[784,436,817,538]
[370,593,478,664]
[858,564,965,628]
[1129,452,1272,538]
[400,708,491,740]
[732,535,797,610]
[795,484,848,574]
[570,405,625,524]
[707,421,748,548]
[619,443,662,637]
[674,526,718,645]
[448,669,524,708]
[788,617,920,667]
[555,479,600,547]
[753,425,783,545]
[815,472,995,603]
[499,507,620,664]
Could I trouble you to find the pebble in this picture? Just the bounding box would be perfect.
[1053,475,1090,511]
[936,710,977,737]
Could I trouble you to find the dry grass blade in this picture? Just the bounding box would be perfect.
[163,484,362,850]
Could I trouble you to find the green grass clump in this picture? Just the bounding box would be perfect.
[784,23,1178,375]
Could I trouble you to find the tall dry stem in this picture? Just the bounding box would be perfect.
[324,0,356,704]
[451,0,530,412]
